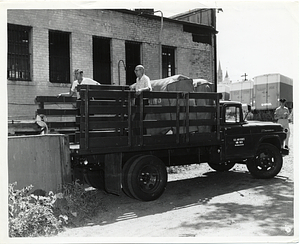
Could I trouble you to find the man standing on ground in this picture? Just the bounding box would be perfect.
[274,98,290,149]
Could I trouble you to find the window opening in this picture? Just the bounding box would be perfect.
[49,30,70,83]
[225,106,241,123]
[7,24,31,81]
[125,41,141,85]
[162,46,175,78]
[93,37,111,84]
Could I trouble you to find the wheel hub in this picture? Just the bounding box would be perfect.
[139,167,158,190]
[257,152,274,170]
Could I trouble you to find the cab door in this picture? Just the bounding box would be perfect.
[222,104,253,160]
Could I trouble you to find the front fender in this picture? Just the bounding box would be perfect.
[255,134,282,153]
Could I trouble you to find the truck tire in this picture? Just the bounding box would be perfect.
[126,155,167,201]
[122,155,143,198]
[247,143,283,179]
[208,162,235,172]
[84,169,105,190]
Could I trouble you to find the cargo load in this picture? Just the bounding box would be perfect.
[146,75,213,135]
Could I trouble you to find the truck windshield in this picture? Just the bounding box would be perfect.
[225,106,241,123]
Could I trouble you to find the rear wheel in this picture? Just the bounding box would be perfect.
[247,143,283,179]
[208,162,235,172]
[122,155,142,198]
[84,169,105,190]
[127,155,167,201]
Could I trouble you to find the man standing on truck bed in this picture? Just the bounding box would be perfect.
[58,69,100,99]
[130,65,152,94]
[130,65,152,135]
[274,98,290,149]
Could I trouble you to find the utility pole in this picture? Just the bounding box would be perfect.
[241,73,248,81]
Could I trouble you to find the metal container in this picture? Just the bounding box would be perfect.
[253,73,293,110]
[8,134,71,193]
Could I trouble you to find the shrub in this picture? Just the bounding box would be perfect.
[8,181,105,237]
[8,183,67,237]
[58,180,105,226]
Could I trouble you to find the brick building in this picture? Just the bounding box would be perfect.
[7,9,217,120]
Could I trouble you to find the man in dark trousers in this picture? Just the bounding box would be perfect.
[274,98,290,149]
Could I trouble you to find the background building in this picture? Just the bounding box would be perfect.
[7,9,217,120]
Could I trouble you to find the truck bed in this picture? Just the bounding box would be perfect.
[75,85,221,155]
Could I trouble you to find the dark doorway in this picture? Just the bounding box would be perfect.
[93,36,111,84]
[49,30,70,83]
[125,41,141,85]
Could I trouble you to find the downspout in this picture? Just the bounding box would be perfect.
[154,10,163,79]
[118,60,126,85]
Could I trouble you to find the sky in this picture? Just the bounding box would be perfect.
[152,0,299,84]
[215,1,299,83]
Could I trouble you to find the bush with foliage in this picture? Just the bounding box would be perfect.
[8,183,67,237]
[8,180,105,237]
[59,180,106,226]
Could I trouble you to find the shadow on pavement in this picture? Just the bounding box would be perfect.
[75,168,293,236]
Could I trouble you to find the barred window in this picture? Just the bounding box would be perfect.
[162,46,175,78]
[7,24,31,81]
[49,30,70,83]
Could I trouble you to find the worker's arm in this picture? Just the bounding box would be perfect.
[58,81,77,97]
[58,90,75,97]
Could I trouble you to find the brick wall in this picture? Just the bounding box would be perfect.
[7,9,215,119]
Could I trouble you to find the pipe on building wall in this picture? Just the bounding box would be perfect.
[118,60,126,85]
[154,10,163,79]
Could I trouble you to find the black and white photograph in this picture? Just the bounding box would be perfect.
[1,0,299,243]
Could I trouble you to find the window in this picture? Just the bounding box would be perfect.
[125,41,141,85]
[162,46,175,78]
[49,30,70,83]
[7,24,31,81]
[225,106,241,123]
[93,36,111,84]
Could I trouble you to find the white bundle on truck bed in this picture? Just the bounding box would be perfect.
[146,75,214,135]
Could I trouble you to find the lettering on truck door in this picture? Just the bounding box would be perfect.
[222,105,253,159]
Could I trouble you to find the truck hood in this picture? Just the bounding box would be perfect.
[245,120,284,133]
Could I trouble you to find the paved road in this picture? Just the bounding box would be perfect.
[57,125,296,241]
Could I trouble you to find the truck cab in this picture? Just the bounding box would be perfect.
[214,101,288,178]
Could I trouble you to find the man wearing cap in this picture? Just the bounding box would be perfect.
[58,69,100,99]
[274,98,290,149]
[130,65,152,94]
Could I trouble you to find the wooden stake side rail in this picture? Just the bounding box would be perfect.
[77,86,221,155]
[35,96,78,143]
[34,86,130,143]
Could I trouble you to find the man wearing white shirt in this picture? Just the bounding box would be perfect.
[274,98,290,149]
[58,69,100,99]
[130,65,152,94]
[130,65,152,135]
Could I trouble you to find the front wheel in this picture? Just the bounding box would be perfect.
[247,143,283,179]
[126,155,167,201]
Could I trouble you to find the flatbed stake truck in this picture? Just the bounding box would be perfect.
[60,81,288,201]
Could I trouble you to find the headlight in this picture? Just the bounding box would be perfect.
[83,159,88,165]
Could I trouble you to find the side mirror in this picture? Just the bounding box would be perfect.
[247,105,251,112]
